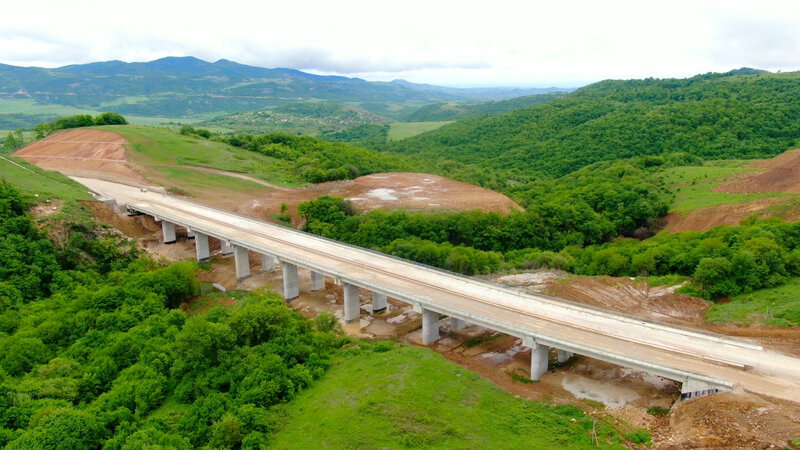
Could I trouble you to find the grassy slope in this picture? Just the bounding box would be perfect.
[271,343,624,449]
[0,153,92,220]
[105,125,305,188]
[388,121,453,141]
[660,161,795,214]
[707,277,800,326]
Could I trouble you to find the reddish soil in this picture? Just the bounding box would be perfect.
[237,172,523,224]
[12,129,148,185]
[717,149,800,194]
[663,197,797,233]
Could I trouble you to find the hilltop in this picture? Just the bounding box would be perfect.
[386,70,800,178]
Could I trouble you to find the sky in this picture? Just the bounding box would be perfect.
[1,0,799,87]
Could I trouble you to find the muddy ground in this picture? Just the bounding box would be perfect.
[87,203,800,448]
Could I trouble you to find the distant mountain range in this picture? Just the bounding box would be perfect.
[0,57,571,119]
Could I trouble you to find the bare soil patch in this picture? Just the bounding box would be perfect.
[13,129,148,185]
[718,149,800,194]
[663,197,797,232]
[237,172,523,224]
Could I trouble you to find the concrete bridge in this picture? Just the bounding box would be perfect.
[82,179,800,403]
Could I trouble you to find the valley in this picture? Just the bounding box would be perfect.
[3,65,800,449]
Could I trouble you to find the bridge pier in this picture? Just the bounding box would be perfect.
[421,308,440,344]
[261,254,275,272]
[310,271,325,291]
[194,232,210,262]
[220,239,234,255]
[450,317,466,330]
[343,282,360,323]
[186,229,195,239]
[282,262,299,301]
[524,337,550,380]
[557,349,573,364]
[234,245,250,282]
[372,292,387,313]
[161,221,176,244]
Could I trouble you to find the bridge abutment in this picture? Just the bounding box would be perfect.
[282,262,299,301]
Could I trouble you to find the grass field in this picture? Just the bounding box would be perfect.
[0,99,100,116]
[388,121,453,141]
[271,342,625,449]
[706,277,800,326]
[660,162,795,214]
[0,154,92,220]
[105,125,304,188]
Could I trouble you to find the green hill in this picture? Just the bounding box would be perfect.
[387,70,800,178]
[197,101,393,135]
[405,92,569,122]
[0,57,567,127]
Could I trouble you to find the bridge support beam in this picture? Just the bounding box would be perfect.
[220,239,233,255]
[524,337,550,380]
[161,221,176,244]
[681,377,725,400]
[343,283,360,323]
[310,271,325,291]
[421,308,440,344]
[450,317,466,330]
[372,292,387,313]
[557,349,573,364]
[234,245,250,282]
[282,262,299,302]
[186,229,195,239]
[194,232,210,262]
[261,254,275,272]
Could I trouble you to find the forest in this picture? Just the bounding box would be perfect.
[386,71,800,177]
[0,182,344,448]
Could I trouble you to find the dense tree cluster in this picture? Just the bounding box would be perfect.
[0,183,342,448]
[33,113,128,138]
[387,71,800,178]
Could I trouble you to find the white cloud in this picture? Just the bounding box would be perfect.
[1,0,798,85]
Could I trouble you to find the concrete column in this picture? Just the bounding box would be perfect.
[557,349,573,364]
[194,232,210,262]
[421,308,440,344]
[220,239,233,255]
[282,262,299,301]
[372,292,387,313]
[161,221,176,244]
[343,283,360,323]
[310,271,325,291]
[529,342,550,380]
[186,229,195,239]
[234,245,250,282]
[261,254,275,272]
[450,317,466,330]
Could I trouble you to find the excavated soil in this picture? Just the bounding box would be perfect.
[12,129,148,185]
[717,149,800,194]
[663,197,797,233]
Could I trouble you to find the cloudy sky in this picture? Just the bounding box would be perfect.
[1,0,798,87]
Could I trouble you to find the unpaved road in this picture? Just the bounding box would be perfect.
[77,177,800,402]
